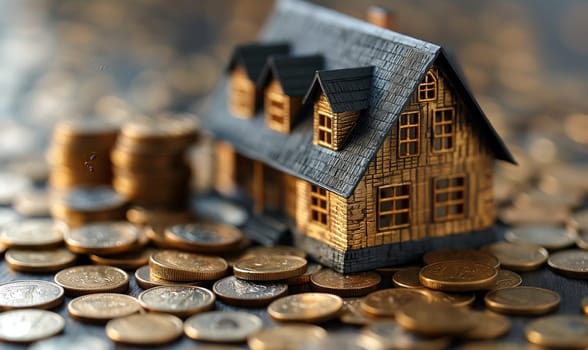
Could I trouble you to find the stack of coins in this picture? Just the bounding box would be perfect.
[47,119,118,190]
[111,116,197,209]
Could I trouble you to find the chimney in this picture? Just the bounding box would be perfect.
[367,6,397,31]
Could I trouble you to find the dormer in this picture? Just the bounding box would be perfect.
[227,43,290,119]
[303,67,373,151]
[258,55,324,133]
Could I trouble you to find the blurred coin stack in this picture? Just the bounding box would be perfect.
[47,119,119,190]
[111,116,197,209]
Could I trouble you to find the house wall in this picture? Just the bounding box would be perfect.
[264,79,304,134]
[297,64,495,251]
[229,66,258,118]
[312,93,360,150]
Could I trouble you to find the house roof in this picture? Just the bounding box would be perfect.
[303,67,374,113]
[228,43,290,82]
[204,0,515,198]
[258,55,324,97]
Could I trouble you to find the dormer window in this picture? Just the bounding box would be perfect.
[303,67,374,151]
[227,43,290,119]
[418,71,436,101]
[258,55,324,134]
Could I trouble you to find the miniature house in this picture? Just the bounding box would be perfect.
[204,0,515,273]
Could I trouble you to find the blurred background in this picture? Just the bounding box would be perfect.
[0,0,586,184]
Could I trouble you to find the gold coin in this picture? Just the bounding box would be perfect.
[547,249,588,278]
[212,276,288,307]
[360,288,431,318]
[164,222,243,253]
[106,313,183,346]
[89,248,153,270]
[456,341,528,350]
[0,309,64,343]
[241,245,307,259]
[184,311,263,343]
[419,261,498,292]
[525,315,588,349]
[492,269,522,289]
[482,242,548,271]
[484,286,560,315]
[5,247,76,272]
[392,267,423,288]
[285,262,322,285]
[64,221,139,255]
[0,218,65,248]
[149,250,228,281]
[423,248,500,269]
[577,231,588,250]
[362,321,451,350]
[395,301,475,336]
[138,286,215,318]
[425,290,476,307]
[268,292,343,323]
[374,264,420,278]
[67,293,142,323]
[505,225,577,250]
[54,265,129,296]
[461,311,511,340]
[582,296,588,315]
[134,265,204,289]
[310,268,381,297]
[339,298,373,326]
[0,280,64,310]
[126,206,193,226]
[234,255,307,281]
[248,324,327,350]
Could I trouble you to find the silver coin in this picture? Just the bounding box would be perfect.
[0,218,66,248]
[184,311,263,342]
[55,186,127,211]
[0,280,65,310]
[138,286,215,317]
[0,172,33,205]
[65,222,138,254]
[30,334,112,350]
[191,196,249,227]
[0,309,64,343]
[13,189,50,217]
[212,275,288,307]
[547,249,588,278]
[505,226,577,250]
[0,208,20,227]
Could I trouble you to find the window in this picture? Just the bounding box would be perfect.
[310,185,328,226]
[433,176,466,221]
[266,92,285,127]
[317,112,333,147]
[418,72,436,101]
[433,108,455,152]
[398,111,419,157]
[378,184,410,230]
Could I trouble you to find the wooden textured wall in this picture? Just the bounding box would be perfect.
[313,93,360,150]
[229,66,257,118]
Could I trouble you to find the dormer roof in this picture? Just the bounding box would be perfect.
[228,43,290,82]
[258,55,324,97]
[303,67,373,113]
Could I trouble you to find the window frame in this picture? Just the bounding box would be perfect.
[432,175,466,222]
[398,111,420,158]
[377,183,411,231]
[265,90,287,129]
[317,112,333,148]
[432,107,455,153]
[310,185,329,227]
[418,71,437,102]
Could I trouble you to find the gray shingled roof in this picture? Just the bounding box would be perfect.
[204,0,515,198]
[228,43,290,82]
[258,55,324,97]
[303,67,374,113]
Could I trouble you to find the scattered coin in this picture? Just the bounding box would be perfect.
[482,242,548,271]
[106,313,184,346]
[126,206,193,226]
[134,265,204,289]
[547,249,588,278]
[165,222,243,253]
[423,248,500,269]
[374,264,420,278]
[213,275,288,307]
[0,218,66,248]
[0,309,64,343]
[149,250,228,281]
[0,172,33,205]
[360,288,431,318]
[5,248,77,272]
[138,285,215,318]
[362,321,451,350]
[184,311,263,343]
[577,231,588,250]
[233,255,307,281]
[395,301,475,336]
[492,269,522,289]
[241,245,306,259]
[456,341,528,350]
[392,267,423,288]
[570,208,588,232]
[285,262,322,285]
[310,268,381,297]
[461,311,511,340]
[484,286,560,315]
[305,333,382,350]
[525,315,588,349]
[190,195,249,227]
[30,334,111,350]
[13,189,50,217]
[0,280,64,310]
[64,221,139,255]
[419,260,498,292]
[268,292,343,323]
[49,186,128,226]
[67,293,142,323]
[425,290,476,307]
[505,225,577,250]
[54,265,129,296]
[89,248,153,270]
[248,324,327,350]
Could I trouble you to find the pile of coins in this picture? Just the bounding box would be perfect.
[111,116,198,209]
[47,119,118,190]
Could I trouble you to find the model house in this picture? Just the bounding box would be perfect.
[204,0,515,272]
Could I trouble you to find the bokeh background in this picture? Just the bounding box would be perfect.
[0,0,586,176]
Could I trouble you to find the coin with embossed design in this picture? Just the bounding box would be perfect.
[241,245,306,259]
[285,262,322,285]
[482,242,548,271]
[89,248,153,270]
[492,269,522,289]
[0,280,64,310]
[30,334,111,350]
[213,275,288,307]
[64,222,138,255]
[395,301,475,336]
[461,311,511,340]
[425,290,476,307]
[5,248,77,272]
[339,298,373,326]
[54,265,129,296]
[547,249,588,278]
[138,286,215,318]
[165,222,243,253]
[184,311,263,343]
[392,267,424,288]
[248,324,327,350]
[67,293,142,323]
[484,286,560,315]
[525,315,588,349]
[505,225,577,250]
[268,292,343,323]
[310,269,381,297]
[150,250,228,281]
[106,313,183,346]
[0,309,64,343]
[0,219,65,248]
[233,255,307,281]
[360,288,431,318]
[134,265,204,289]
[419,260,498,292]
[362,321,451,350]
[423,249,500,269]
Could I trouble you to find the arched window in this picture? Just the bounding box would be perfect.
[418,72,436,101]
